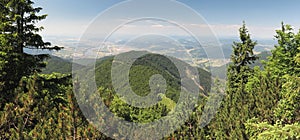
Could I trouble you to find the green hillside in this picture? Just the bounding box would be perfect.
[42,55,84,74]
[70,51,213,126]
[43,52,212,103]
[94,51,212,102]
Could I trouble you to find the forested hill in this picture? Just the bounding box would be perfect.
[43,52,212,102]
[42,55,83,74]
[93,51,212,102]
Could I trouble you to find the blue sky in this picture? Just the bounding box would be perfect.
[35,0,300,39]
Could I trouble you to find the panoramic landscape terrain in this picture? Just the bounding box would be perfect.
[1,0,300,139]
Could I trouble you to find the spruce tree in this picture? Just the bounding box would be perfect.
[0,0,61,107]
[245,23,300,139]
[212,22,258,139]
[267,23,300,77]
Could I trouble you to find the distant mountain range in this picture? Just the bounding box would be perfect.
[43,48,272,82]
[41,36,276,61]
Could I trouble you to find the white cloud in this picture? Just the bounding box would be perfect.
[151,24,164,28]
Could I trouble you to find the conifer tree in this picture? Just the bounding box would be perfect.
[0,0,61,107]
[267,23,300,77]
[212,22,258,139]
[245,24,300,139]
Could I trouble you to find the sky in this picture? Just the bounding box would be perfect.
[34,0,300,39]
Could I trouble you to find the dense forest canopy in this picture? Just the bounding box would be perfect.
[0,0,299,139]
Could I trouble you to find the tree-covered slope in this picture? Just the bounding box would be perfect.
[94,51,212,102]
[44,51,212,104]
[42,55,84,74]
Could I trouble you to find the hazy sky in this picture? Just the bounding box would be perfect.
[34,0,300,39]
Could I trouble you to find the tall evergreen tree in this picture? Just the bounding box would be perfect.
[0,0,61,107]
[212,22,258,139]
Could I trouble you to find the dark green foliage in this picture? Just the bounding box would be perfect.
[231,22,258,71]
[0,1,106,139]
[0,73,108,139]
[245,23,300,139]
[109,93,170,123]
[211,22,258,139]
[42,55,84,74]
[246,67,281,123]
[266,23,300,77]
[0,0,62,107]
[94,52,211,102]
